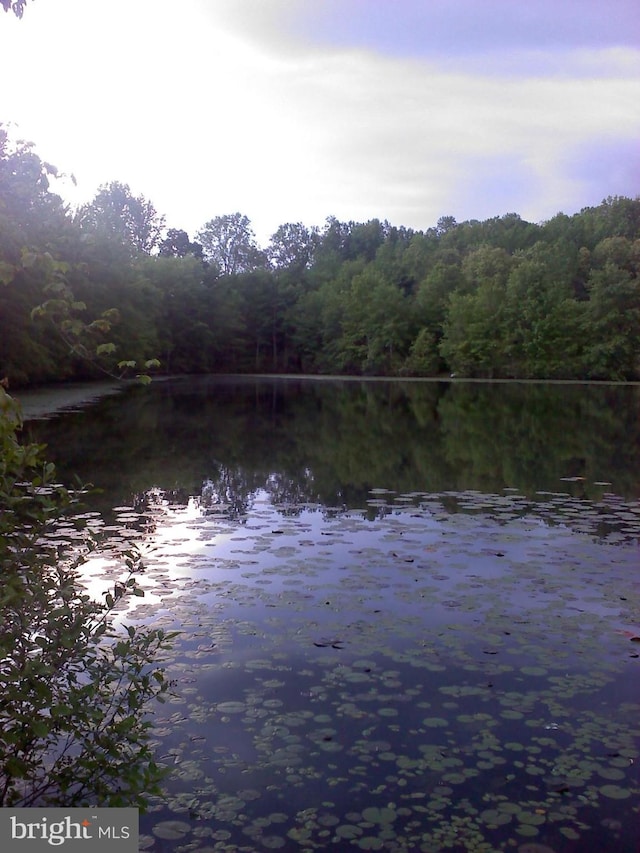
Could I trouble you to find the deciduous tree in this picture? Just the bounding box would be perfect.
[158,228,203,260]
[268,222,318,271]
[196,213,265,275]
[77,181,165,255]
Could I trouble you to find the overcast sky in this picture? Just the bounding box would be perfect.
[1,0,639,244]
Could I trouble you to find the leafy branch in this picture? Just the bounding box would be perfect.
[0,387,176,808]
[27,249,160,383]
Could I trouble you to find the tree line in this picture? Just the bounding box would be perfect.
[1,124,639,387]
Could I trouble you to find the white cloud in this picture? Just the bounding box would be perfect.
[1,0,638,245]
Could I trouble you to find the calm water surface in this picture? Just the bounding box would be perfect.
[21,377,640,852]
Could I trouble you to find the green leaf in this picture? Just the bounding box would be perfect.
[32,719,50,738]
[88,319,112,334]
[4,757,30,779]
[61,318,85,337]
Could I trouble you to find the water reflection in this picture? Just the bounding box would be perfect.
[23,378,640,517]
[24,379,640,851]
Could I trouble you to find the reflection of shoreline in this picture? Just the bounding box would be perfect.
[15,379,126,421]
[15,373,640,423]
[25,377,640,509]
[213,373,640,386]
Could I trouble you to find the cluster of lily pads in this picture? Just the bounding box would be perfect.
[45,485,639,851]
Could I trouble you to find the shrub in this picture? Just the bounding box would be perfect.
[0,387,175,807]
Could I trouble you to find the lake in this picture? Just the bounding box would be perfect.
[20,376,640,852]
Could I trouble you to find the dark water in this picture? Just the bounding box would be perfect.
[21,377,640,852]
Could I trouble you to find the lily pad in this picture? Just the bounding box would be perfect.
[600,784,631,799]
[361,806,397,824]
[152,820,191,840]
[422,717,449,727]
[356,837,385,850]
[216,701,246,714]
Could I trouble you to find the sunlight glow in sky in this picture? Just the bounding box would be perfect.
[1,0,639,243]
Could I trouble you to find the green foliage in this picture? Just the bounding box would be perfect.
[338,269,410,374]
[404,327,442,375]
[268,222,319,271]
[196,213,266,276]
[77,181,165,256]
[583,242,640,379]
[30,272,159,383]
[158,228,203,260]
[0,388,176,807]
[1,123,639,384]
[503,243,584,378]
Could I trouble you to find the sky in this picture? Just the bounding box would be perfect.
[1,0,639,245]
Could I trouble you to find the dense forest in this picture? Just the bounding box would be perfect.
[1,124,639,387]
